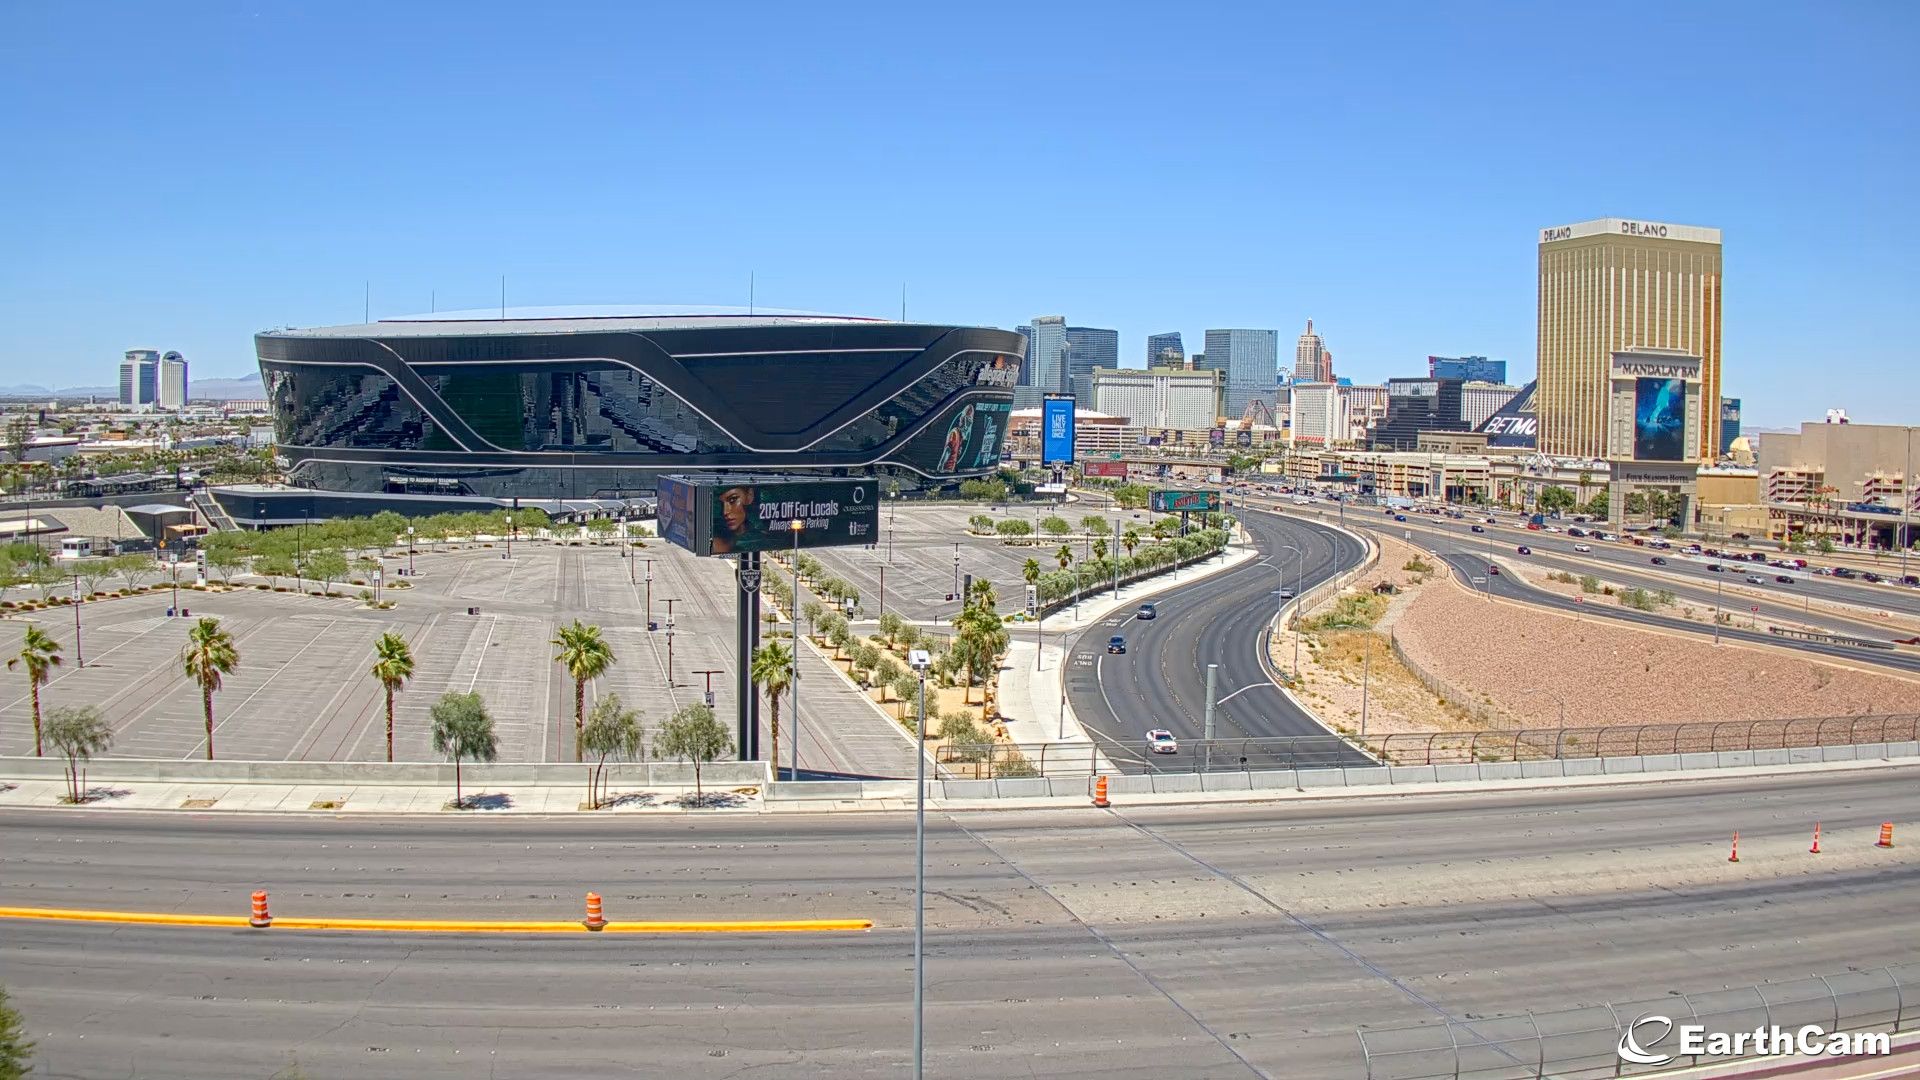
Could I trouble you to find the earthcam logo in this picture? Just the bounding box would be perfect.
[1617,1014,1890,1066]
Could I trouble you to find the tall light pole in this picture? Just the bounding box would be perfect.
[661,598,680,685]
[789,518,804,782]
[1902,426,1913,586]
[1519,686,1566,728]
[71,576,83,668]
[406,525,415,576]
[908,650,932,1080]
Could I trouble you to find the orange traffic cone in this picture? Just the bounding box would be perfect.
[584,892,606,931]
[249,890,272,928]
[1092,775,1110,809]
[1728,832,1740,863]
[1878,822,1895,848]
[1810,822,1821,854]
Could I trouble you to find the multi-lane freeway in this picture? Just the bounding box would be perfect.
[1062,506,1371,768]
[4,768,1918,1078]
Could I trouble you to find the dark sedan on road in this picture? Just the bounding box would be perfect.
[1471,525,1486,533]
[1707,563,1725,572]
[1107,635,1127,654]
[1775,575,1795,584]
[1516,545,1531,555]
[1650,556,1668,565]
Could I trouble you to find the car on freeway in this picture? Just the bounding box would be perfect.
[1814,567,1833,576]
[1650,556,1668,565]
[1775,575,1795,584]
[1573,543,1592,552]
[1863,572,1885,583]
[1394,514,1408,522]
[1484,516,1498,524]
[1516,545,1532,555]
[1471,524,1486,533]
[1745,575,1765,584]
[1707,563,1725,572]
[1107,635,1127,654]
[1146,729,1179,755]
[1683,544,1704,555]
[1833,568,1860,579]
[1487,565,1501,576]
[1904,575,1920,587]
[1136,602,1157,620]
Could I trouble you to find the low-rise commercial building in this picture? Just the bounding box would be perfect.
[1758,420,1916,550]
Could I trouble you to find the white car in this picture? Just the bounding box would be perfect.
[1146,729,1179,755]
[1573,543,1591,552]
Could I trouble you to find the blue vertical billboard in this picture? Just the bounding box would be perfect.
[1633,378,1686,461]
[1041,394,1075,465]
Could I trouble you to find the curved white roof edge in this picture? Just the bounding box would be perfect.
[380,304,880,323]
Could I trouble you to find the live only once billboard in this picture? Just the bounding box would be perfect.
[656,474,880,556]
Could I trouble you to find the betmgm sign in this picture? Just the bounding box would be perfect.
[1605,350,1703,524]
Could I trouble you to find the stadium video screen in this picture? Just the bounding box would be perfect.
[1633,377,1686,461]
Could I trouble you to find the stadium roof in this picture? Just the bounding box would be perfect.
[262,305,896,339]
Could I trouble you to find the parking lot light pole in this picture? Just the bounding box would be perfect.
[644,560,655,625]
[406,526,415,576]
[661,599,680,685]
[789,518,804,782]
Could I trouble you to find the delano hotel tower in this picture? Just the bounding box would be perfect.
[1536,218,1722,460]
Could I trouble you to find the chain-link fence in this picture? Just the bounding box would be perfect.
[936,714,1920,777]
[1358,963,1918,1078]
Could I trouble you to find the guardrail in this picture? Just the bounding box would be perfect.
[1359,962,1919,1079]
[938,715,1920,776]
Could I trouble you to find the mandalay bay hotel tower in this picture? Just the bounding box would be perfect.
[1536,218,1723,460]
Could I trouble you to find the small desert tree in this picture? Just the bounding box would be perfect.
[656,701,733,799]
[430,690,498,808]
[0,984,33,1079]
[45,705,112,804]
[579,692,643,809]
[303,549,349,595]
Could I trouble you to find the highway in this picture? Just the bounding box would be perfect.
[1062,506,1372,768]
[5,769,1920,1077]
[1365,512,1920,675]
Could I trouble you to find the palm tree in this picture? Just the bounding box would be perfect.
[180,617,239,760]
[751,640,794,779]
[8,625,63,757]
[968,577,997,614]
[551,620,615,762]
[1022,558,1041,587]
[1122,529,1140,560]
[1055,545,1072,573]
[370,631,415,762]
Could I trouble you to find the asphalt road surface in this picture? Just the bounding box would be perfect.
[1063,507,1371,770]
[5,767,1920,1078]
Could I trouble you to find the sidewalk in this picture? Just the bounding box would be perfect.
[0,776,763,815]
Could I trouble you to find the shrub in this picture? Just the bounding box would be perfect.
[1401,557,1433,573]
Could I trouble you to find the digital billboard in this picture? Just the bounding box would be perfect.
[1083,460,1127,478]
[1041,395,1075,465]
[655,474,698,551]
[1150,490,1220,513]
[1208,427,1226,449]
[1633,377,1686,461]
[1235,428,1252,448]
[904,397,1012,475]
[655,474,881,556]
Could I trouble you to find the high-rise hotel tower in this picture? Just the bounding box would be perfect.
[1537,218,1722,459]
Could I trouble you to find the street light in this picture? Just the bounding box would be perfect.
[406,525,415,576]
[1518,686,1567,728]
[789,518,804,781]
[907,647,932,1080]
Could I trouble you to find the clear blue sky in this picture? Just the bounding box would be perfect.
[2,2,1914,427]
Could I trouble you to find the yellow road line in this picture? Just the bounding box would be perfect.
[0,906,871,934]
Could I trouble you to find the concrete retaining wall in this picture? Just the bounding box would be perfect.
[753,740,1920,802]
[0,756,770,788]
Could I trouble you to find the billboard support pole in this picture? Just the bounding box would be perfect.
[736,554,760,762]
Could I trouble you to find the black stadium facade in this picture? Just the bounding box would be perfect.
[223,307,1025,519]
